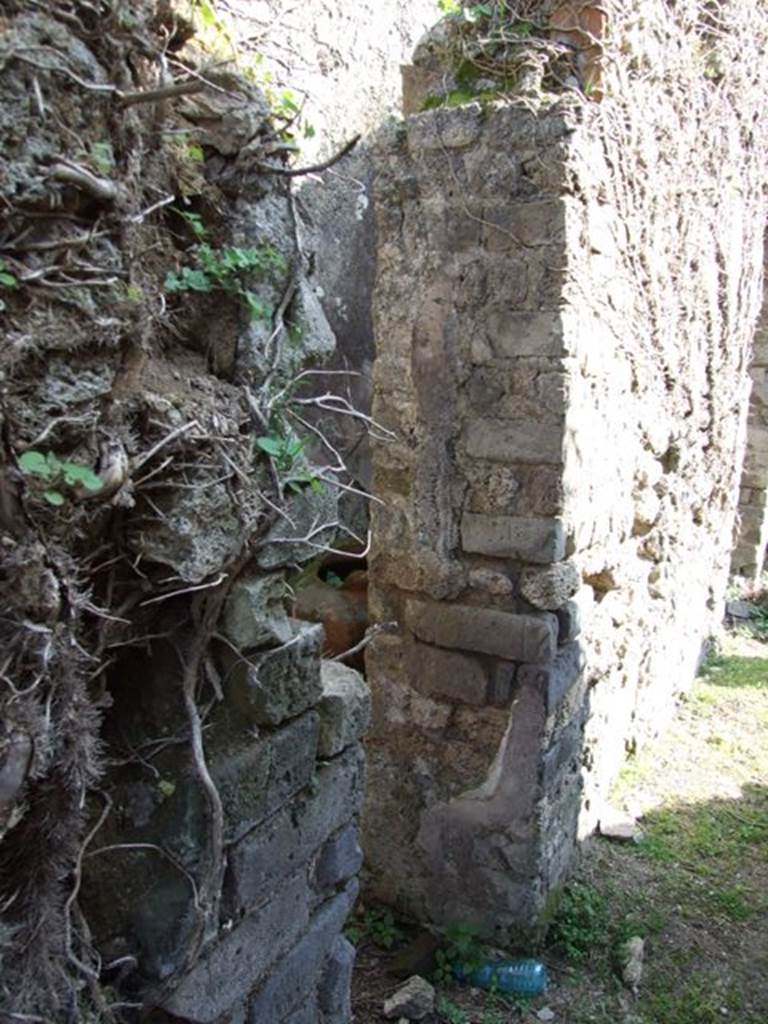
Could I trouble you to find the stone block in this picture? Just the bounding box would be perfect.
[224,745,365,915]
[317,661,371,757]
[405,599,557,663]
[555,585,594,643]
[517,642,585,713]
[461,513,566,562]
[313,822,363,890]
[471,311,566,361]
[520,560,580,610]
[160,874,312,1022]
[487,662,516,706]
[464,418,564,465]
[222,573,294,650]
[318,935,356,1023]
[258,487,338,569]
[406,106,483,150]
[408,641,489,706]
[246,881,359,1023]
[215,711,320,844]
[542,715,585,786]
[481,200,565,253]
[222,621,324,727]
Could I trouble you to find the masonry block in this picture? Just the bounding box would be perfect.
[317,661,371,757]
[318,935,356,1023]
[405,599,558,663]
[517,642,585,714]
[224,745,365,916]
[221,621,324,727]
[461,513,566,562]
[408,641,490,705]
[245,881,358,1024]
[160,874,312,1022]
[463,418,564,465]
[313,822,363,891]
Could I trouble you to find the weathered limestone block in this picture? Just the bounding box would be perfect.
[317,660,371,757]
[224,745,365,915]
[461,513,566,562]
[520,560,580,610]
[463,419,564,465]
[314,821,364,890]
[407,641,491,706]
[517,642,585,714]
[222,573,293,650]
[471,310,567,361]
[317,935,356,1024]
[221,621,324,726]
[244,880,358,1024]
[160,873,313,1021]
[405,599,558,662]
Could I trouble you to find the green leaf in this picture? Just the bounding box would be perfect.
[303,122,316,139]
[245,291,270,321]
[43,489,65,506]
[255,436,284,457]
[158,779,176,798]
[61,462,102,491]
[0,271,17,288]
[195,0,219,27]
[19,450,52,478]
[186,143,205,163]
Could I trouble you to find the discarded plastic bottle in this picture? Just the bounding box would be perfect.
[455,958,548,996]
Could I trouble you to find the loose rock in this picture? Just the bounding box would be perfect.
[382,975,435,1020]
[520,561,580,611]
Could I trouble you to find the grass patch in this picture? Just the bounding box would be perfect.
[700,652,768,688]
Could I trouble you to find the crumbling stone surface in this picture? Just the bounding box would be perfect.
[365,50,765,935]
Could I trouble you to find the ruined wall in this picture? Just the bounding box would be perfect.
[732,243,768,580]
[0,3,369,1020]
[364,2,768,936]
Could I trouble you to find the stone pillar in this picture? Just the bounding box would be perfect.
[732,238,768,581]
[363,94,760,937]
[363,103,588,939]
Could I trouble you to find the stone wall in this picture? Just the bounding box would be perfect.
[732,242,768,580]
[0,4,371,1018]
[364,82,765,937]
[83,622,369,1023]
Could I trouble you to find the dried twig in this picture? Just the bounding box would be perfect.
[255,134,361,177]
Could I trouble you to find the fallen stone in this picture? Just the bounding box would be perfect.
[619,936,645,992]
[598,805,643,843]
[317,660,371,757]
[726,598,755,621]
[382,975,435,1020]
[257,486,338,570]
[520,561,580,611]
[537,1009,556,1023]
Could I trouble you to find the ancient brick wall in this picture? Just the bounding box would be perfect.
[363,88,765,936]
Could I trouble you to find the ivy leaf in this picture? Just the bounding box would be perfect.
[0,271,17,288]
[43,490,65,506]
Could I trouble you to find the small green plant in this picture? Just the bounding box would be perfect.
[549,882,611,964]
[436,996,469,1024]
[90,140,114,175]
[165,238,286,322]
[0,259,17,311]
[256,433,305,475]
[18,450,102,506]
[434,923,485,984]
[344,905,403,950]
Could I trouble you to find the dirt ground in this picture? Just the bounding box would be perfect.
[350,630,768,1024]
